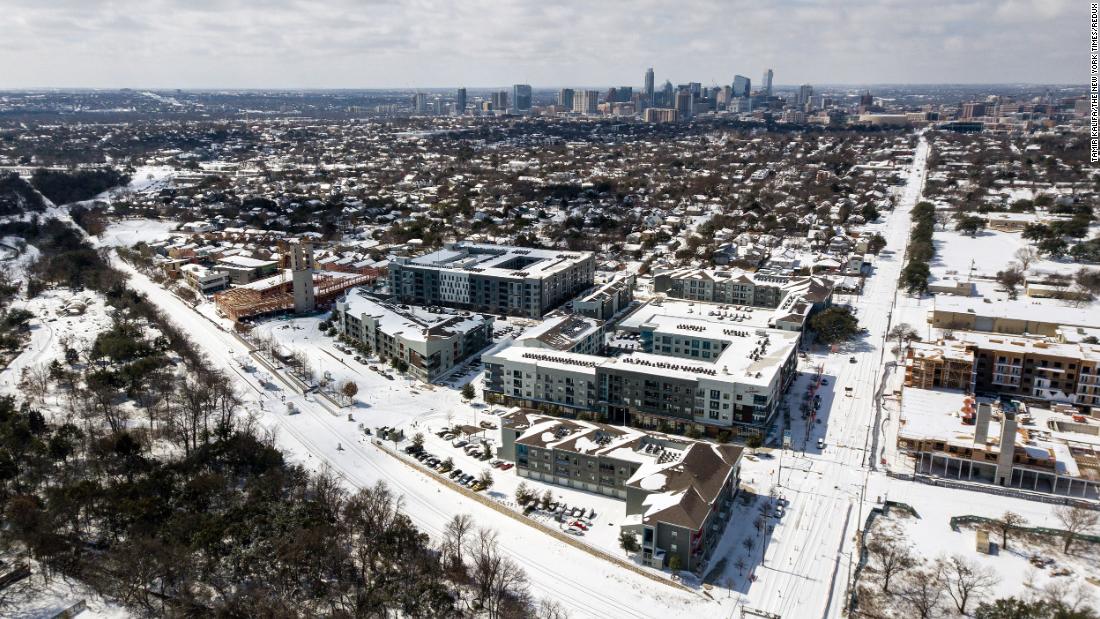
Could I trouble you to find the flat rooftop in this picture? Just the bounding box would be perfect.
[619,298,773,333]
[340,289,490,343]
[401,242,591,279]
[899,388,1100,479]
[933,296,1098,329]
[515,313,602,351]
[953,331,1100,363]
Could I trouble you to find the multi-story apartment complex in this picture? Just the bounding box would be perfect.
[497,410,743,571]
[904,333,1100,415]
[214,254,279,284]
[389,242,594,319]
[483,315,800,436]
[513,313,604,355]
[654,268,833,311]
[335,288,493,383]
[573,274,635,320]
[180,263,230,294]
[956,332,1100,414]
[929,296,1096,337]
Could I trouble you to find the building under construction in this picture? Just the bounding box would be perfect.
[214,241,382,322]
[903,340,976,391]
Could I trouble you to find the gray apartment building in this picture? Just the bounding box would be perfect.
[482,316,800,437]
[335,288,493,383]
[654,267,833,311]
[513,312,604,355]
[501,409,748,576]
[496,409,742,572]
[389,242,595,318]
[573,273,635,320]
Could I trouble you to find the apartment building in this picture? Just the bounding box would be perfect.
[214,254,280,284]
[482,316,800,436]
[956,332,1100,414]
[389,242,595,318]
[497,410,743,571]
[180,263,230,294]
[930,296,1096,337]
[335,288,493,383]
[653,268,833,333]
[573,274,635,320]
[513,313,604,355]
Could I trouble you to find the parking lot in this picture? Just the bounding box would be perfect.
[399,411,632,557]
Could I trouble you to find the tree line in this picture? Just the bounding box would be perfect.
[0,215,565,617]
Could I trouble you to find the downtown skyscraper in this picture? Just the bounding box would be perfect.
[761,68,773,97]
[512,84,532,112]
[455,87,466,115]
[644,67,655,101]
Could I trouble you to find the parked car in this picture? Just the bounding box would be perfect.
[490,459,503,468]
[571,520,588,531]
[452,439,468,448]
[450,469,463,479]
[500,463,514,471]
[817,438,825,449]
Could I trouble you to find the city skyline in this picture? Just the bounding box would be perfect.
[0,0,1084,89]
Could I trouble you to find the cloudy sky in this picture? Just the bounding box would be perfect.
[0,0,1085,89]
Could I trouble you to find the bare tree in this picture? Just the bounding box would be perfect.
[22,363,52,406]
[442,513,474,570]
[468,528,531,619]
[887,323,920,353]
[1054,505,1099,553]
[1014,247,1038,272]
[938,554,999,614]
[996,266,1026,300]
[866,531,916,593]
[1039,579,1097,615]
[987,511,1027,551]
[898,568,946,619]
[537,598,568,619]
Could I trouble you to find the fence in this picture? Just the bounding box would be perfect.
[886,470,1099,510]
[949,515,1100,545]
[847,501,921,614]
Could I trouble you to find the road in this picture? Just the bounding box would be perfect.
[112,256,702,619]
[100,132,932,619]
[726,133,930,619]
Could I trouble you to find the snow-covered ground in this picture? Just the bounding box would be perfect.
[8,130,1095,617]
[0,289,112,394]
[867,477,1100,604]
[0,235,41,283]
[1,569,129,619]
[95,218,179,248]
[113,257,706,619]
[933,225,1100,279]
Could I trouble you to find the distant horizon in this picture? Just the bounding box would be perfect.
[0,1,1083,89]
[0,82,1088,93]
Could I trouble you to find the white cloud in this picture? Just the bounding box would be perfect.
[0,0,1085,88]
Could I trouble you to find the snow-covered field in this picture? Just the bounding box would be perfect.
[867,476,1100,604]
[95,218,179,248]
[933,226,1098,279]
